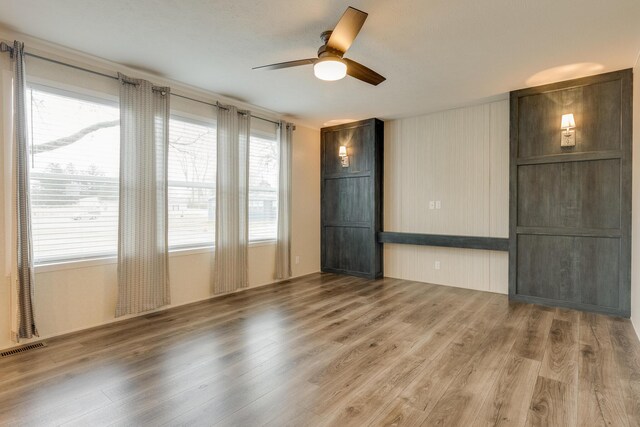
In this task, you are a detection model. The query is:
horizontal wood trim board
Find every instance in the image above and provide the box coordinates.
[516,150,622,165]
[323,172,372,180]
[378,232,509,251]
[516,226,622,238]
[509,69,629,98]
[323,223,371,229]
[320,118,375,133]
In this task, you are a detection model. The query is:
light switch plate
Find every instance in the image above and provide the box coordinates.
[434,261,441,270]
[429,201,435,210]
[435,201,441,209]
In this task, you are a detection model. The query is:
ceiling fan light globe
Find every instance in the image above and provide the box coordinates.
[314,58,347,81]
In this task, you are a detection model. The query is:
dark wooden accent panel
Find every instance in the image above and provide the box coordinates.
[323,177,371,224]
[517,79,622,157]
[516,235,620,308]
[509,69,632,317]
[323,227,371,275]
[321,119,383,279]
[378,232,508,251]
[517,160,621,229]
[322,123,372,175]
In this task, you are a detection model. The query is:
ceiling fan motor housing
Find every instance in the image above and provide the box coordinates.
[317,43,344,59]
[320,30,333,44]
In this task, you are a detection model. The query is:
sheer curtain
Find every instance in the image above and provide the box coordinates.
[116,73,170,317]
[0,40,37,339]
[214,104,250,294]
[275,121,293,280]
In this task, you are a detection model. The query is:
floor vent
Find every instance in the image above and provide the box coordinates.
[1,342,47,358]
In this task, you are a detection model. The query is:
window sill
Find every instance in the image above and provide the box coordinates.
[249,239,277,248]
[33,240,277,273]
[35,256,118,273]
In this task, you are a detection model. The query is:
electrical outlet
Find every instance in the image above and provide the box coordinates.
[435,201,441,209]
[434,261,440,270]
[295,255,300,265]
[429,201,435,210]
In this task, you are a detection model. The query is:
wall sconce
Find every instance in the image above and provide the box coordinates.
[561,113,576,147]
[339,145,349,167]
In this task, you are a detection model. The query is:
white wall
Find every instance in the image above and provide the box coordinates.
[291,125,321,277]
[631,57,640,338]
[383,100,509,293]
[0,31,320,350]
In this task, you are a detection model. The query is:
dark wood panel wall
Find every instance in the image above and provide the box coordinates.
[321,119,383,279]
[509,69,632,317]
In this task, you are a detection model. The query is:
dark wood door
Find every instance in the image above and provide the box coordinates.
[509,69,632,317]
[321,119,383,279]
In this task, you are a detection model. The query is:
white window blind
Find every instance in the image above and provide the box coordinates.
[27,84,278,261]
[27,85,120,263]
[248,128,279,241]
[168,116,216,248]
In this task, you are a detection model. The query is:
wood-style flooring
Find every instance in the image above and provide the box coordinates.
[0,273,639,426]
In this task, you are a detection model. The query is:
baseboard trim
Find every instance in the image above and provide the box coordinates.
[320,267,382,280]
[510,293,630,318]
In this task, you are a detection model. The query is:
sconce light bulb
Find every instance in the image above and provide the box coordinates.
[561,113,576,130]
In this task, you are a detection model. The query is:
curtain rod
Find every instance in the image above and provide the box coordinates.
[22,52,282,127]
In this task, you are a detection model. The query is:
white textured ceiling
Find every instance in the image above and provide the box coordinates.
[1,0,640,128]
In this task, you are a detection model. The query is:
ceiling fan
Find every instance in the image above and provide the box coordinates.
[253,6,386,86]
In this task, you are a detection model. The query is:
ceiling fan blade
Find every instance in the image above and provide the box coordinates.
[253,58,317,70]
[344,58,386,86]
[327,7,368,54]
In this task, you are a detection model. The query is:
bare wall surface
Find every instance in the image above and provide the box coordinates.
[383,100,509,293]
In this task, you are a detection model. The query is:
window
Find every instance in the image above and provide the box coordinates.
[248,128,279,241]
[168,116,216,248]
[27,84,278,262]
[27,85,120,263]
